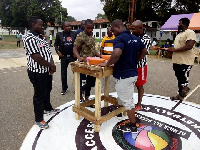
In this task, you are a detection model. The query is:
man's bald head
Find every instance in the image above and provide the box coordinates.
[111,19,124,28]
[132,20,143,28]
[111,19,126,37]
[131,20,143,37]
[62,21,71,32]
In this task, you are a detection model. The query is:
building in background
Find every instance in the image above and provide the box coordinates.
[46,19,110,40]
[45,19,173,41]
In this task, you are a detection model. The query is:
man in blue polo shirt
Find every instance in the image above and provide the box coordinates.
[100,19,147,133]
[76,20,85,34]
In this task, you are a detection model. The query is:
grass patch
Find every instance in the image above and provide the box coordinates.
[149,50,157,55]
[95,39,102,43]
[0,35,20,49]
[0,42,20,49]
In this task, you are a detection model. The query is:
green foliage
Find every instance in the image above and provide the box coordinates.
[100,0,200,25]
[100,0,129,22]
[67,16,76,22]
[0,0,14,26]
[0,0,69,28]
[95,13,106,20]
[95,38,102,43]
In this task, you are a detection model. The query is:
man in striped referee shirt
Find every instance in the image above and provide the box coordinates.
[24,16,59,129]
[132,20,151,111]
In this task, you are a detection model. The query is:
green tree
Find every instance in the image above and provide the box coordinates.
[95,13,106,20]
[0,0,69,28]
[67,16,76,22]
[100,0,129,22]
[0,0,14,27]
[100,0,200,25]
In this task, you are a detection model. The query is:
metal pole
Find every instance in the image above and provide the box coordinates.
[128,0,131,22]
[134,0,137,21]
[130,0,134,24]
[100,26,101,41]
[2,31,5,46]
[60,12,62,23]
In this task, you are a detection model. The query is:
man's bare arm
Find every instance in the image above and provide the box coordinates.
[138,48,147,61]
[168,40,196,52]
[106,48,122,66]
[73,45,83,61]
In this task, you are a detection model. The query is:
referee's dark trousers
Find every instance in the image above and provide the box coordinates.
[28,70,53,122]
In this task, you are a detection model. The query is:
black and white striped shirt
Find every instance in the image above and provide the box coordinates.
[137,33,151,68]
[24,32,53,73]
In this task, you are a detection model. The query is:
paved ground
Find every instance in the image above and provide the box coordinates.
[0,48,200,150]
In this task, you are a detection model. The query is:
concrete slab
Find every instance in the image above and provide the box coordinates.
[0,55,60,69]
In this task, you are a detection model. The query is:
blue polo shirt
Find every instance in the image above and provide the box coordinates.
[113,30,145,79]
[76,28,84,34]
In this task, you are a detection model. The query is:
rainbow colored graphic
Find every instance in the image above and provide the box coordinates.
[124,124,169,150]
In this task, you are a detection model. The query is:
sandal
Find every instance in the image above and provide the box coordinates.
[171,87,190,101]
[180,87,190,97]
[135,104,142,111]
[170,95,184,101]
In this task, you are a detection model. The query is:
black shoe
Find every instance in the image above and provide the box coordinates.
[117,113,122,120]
[61,90,67,95]
[44,108,61,115]
[117,123,137,133]
[129,125,137,133]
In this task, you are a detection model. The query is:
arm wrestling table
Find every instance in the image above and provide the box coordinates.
[70,61,126,132]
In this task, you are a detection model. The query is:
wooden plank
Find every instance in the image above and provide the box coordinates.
[70,62,114,78]
[94,125,100,132]
[103,96,119,105]
[80,106,95,116]
[95,78,102,119]
[74,72,80,120]
[104,76,110,96]
[71,62,102,71]
[72,67,103,77]
[80,96,105,107]
[123,111,127,116]
[80,99,95,107]
[96,107,126,125]
[104,76,110,107]
[73,107,96,123]
[102,67,114,77]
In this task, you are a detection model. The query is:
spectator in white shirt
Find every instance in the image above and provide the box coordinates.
[49,34,53,47]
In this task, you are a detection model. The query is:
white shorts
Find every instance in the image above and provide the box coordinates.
[115,76,137,110]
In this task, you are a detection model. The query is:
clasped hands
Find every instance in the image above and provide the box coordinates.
[165,47,175,52]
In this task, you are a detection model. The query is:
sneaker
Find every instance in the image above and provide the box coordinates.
[35,120,49,129]
[61,90,67,95]
[170,95,184,101]
[116,113,122,120]
[117,123,137,133]
[135,105,142,111]
[44,108,61,115]
[129,126,138,133]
